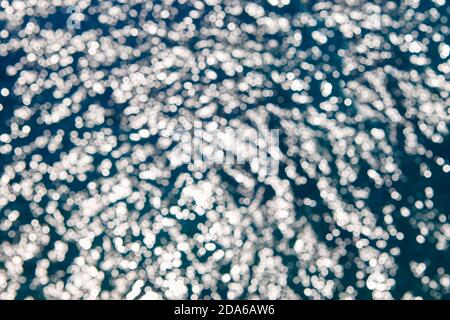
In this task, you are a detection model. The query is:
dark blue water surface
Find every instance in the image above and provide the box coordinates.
[0,0,450,300]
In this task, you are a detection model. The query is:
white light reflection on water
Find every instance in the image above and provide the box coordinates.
[0,0,449,300]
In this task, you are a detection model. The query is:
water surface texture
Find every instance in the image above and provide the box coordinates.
[0,0,450,299]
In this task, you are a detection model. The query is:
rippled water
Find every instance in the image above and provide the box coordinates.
[0,0,450,300]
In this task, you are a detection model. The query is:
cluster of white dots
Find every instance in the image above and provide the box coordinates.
[0,0,449,300]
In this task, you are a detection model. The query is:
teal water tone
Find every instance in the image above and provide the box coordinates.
[0,0,450,300]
